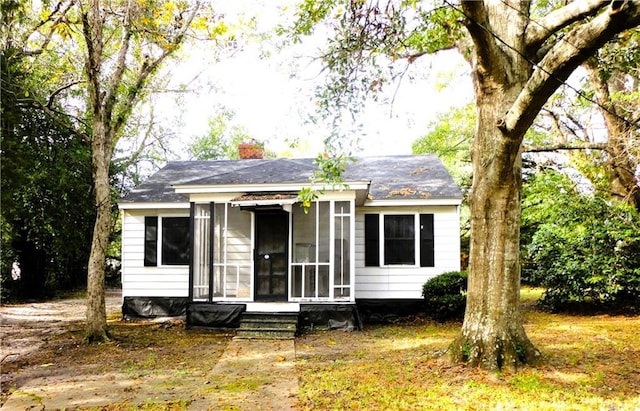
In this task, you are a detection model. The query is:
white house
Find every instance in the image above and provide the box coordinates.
[118,149,462,330]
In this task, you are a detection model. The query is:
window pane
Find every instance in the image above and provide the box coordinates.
[384,215,415,265]
[292,203,316,263]
[162,217,190,265]
[144,217,158,266]
[334,215,350,286]
[334,201,350,214]
[318,202,330,262]
[193,205,210,300]
[318,265,329,297]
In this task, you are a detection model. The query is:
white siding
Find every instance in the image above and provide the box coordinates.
[122,203,461,301]
[121,209,190,297]
[354,205,461,299]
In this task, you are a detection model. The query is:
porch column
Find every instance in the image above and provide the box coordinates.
[208,202,215,302]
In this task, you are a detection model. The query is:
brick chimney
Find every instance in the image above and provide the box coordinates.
[238,141,264,159]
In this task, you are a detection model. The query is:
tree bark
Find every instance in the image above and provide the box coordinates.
[447,1,542,371]
[85,127,111,341]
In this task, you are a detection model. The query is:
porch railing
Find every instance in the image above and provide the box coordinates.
[193,262,252,301]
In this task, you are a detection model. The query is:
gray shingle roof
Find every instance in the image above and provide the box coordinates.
[120,155,462,204]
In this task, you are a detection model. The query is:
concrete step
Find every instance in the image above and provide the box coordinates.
[235,312,299,340]
[234,329,295,340]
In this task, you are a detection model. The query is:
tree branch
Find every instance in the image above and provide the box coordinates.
[110,3,201,142]
[103,0,134,135]
[524,142,607,153]
[459,1,499,75]
[500,2,640,138]
[22,0,74,56]
[46,81,85,108]
[525,0,606,52]
[81,1,104,121]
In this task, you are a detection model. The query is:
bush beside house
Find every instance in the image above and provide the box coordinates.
[422,271,468,322]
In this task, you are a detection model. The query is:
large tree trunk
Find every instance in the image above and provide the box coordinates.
[449,90,542,371]
[449,2,542,371]
[85,124,111,342]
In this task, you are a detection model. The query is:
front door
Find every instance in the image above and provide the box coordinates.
[254,211,288,301]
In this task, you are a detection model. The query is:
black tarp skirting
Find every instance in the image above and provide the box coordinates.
[186,303,245,328]
[356,299,426,324]
[299,304,362,331]
[122,297,426,329]
[122,297,188,319]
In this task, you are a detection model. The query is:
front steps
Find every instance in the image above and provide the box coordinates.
[235,312,299,340]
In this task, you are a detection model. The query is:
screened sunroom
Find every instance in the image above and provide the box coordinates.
[189,197,355,304]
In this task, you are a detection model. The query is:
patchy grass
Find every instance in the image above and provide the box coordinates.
[296,289,640,410]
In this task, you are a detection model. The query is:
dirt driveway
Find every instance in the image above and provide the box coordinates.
[1,290,122,367]
[0,291,299,410]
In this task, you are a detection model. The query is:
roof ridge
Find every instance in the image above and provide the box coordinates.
[179,157,317,186]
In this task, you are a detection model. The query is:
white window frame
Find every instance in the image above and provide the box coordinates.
[379,212,422,267]
[156,214,190,268]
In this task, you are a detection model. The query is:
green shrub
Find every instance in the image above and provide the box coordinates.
[422,271,468,322]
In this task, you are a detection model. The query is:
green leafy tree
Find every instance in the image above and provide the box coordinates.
[1,48,94,301]
[289,0,640,370]
[188,111,251,160]
[4,0,215,341]
[522,170,640,311]
[583,29,640,210]
[412,104,474,186]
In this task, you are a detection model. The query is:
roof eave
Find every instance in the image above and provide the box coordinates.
[363,198,463,207]
[172,181,371,194]
[118,201,190,210]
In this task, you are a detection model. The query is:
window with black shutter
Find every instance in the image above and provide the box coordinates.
[144,216,190,266]
[363,213,435,267]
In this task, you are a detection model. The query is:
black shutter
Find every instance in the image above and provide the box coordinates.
[144,216,158,266]
[420,214,434,267]
[364,214,380,267]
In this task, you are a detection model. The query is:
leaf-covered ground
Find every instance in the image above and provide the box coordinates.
[2,289,638,410]
[296,290,640,410]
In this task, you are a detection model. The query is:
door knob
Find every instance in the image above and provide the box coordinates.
[264,254,270,260]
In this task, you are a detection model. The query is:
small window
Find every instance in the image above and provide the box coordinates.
[384,215,415,265]
[144,216,190,266]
